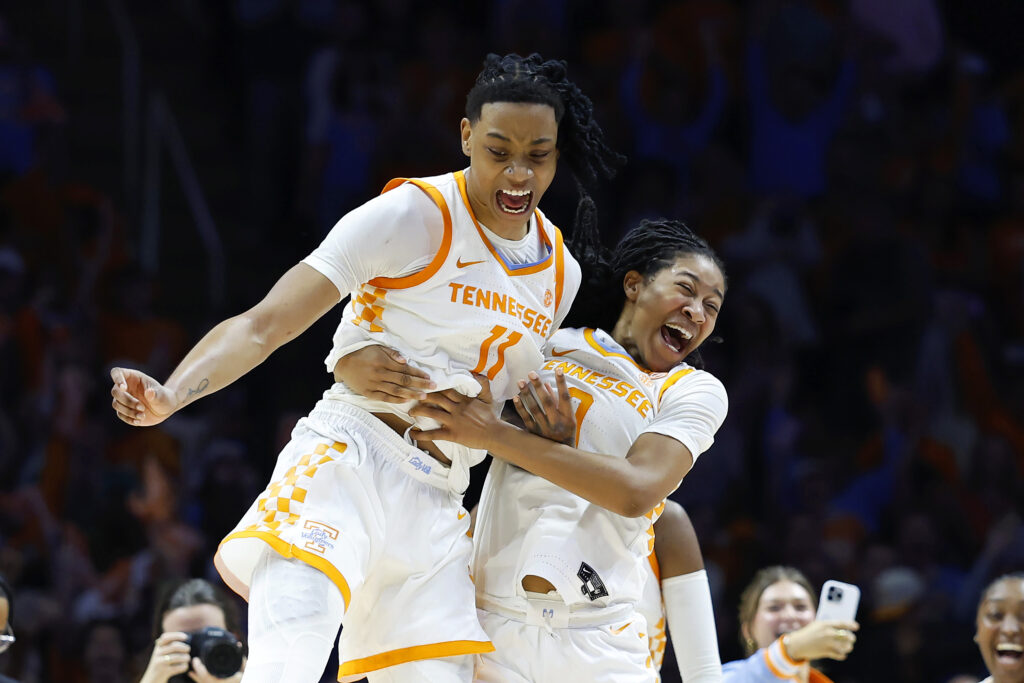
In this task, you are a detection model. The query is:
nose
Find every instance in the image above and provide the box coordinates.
[683,299,705,324]
[504,160,534,181]
[1003,614,1022,633]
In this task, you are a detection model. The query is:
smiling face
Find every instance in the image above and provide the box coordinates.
[613,252,725,372]
[460,101,559,240]
[976,578,1024,683]
[745,580,816,650]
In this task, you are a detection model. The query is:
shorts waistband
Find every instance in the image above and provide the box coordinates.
[308,399,452,492]
[478,593,634,629]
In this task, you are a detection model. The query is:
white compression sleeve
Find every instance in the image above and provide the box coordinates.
[243,552,346,683]
[662,569,723,682]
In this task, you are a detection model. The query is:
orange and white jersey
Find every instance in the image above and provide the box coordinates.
[638,552,668,677]
[473,326,727,611]
[305,170,579,493]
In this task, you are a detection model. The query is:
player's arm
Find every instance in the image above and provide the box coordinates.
[111,264,341,425]
[655,501,723,682]
[112,183,442,424]
[410,373,714,517]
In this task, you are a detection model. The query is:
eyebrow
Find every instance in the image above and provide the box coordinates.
[485,132,555,145]
[679,270,725,301]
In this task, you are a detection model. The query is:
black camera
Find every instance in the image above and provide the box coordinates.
[169,626,244,682]
[826,585,844,602]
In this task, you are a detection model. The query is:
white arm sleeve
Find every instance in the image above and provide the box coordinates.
[663,569,723,682]
[301,183,444,299]
[642,371,728,464]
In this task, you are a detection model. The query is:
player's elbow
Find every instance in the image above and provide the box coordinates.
[617,483,664,518]
[239,310,281,357]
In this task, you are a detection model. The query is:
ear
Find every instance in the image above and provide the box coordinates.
[622,270,644,303]
[460,118,472,158]
[740,622,752,646]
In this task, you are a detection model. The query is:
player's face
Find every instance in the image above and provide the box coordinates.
[620,253,724,372]
[975,579,1024,682]
[162,604,228,634]
[460,102,559,240]
[749,580,815,649]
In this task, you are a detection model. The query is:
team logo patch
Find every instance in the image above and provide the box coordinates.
[578,562,608,600]
[301,521,339,554]
[543,289,553,307]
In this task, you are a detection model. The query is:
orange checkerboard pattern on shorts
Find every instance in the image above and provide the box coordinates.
[245,441,348,536]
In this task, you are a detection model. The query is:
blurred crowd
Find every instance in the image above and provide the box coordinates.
[0,1,1022,681]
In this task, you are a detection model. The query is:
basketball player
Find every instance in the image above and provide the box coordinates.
[109,53,621,683]
[336,218,727,682]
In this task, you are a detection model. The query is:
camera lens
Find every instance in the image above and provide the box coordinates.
[201,640,243,677]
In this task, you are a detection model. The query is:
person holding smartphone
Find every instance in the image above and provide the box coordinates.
[722,566,859,683]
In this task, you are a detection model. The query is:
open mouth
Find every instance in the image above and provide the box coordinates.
[496,189,532,215]
[660,323,692,355]
[997,643,1024,666]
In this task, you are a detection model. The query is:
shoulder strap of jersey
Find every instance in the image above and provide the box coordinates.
[368,177,453,289]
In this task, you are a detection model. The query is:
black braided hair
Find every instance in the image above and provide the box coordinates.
[564,217,726,368]
[466,53,624,256]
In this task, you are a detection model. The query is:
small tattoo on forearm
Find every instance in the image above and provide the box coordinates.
[186,378,210,400]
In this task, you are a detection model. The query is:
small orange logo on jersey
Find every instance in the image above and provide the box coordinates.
[458,511,468,520]
[456,257,485,268]
[550,348,574,357]
[543,289,553,307]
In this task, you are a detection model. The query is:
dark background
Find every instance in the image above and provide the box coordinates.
[0,0,1022,681]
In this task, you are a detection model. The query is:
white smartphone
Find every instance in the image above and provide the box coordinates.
[816,580,860,622]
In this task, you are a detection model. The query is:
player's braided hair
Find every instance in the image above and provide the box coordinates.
[564,218,726,368]
[466,53,624,257]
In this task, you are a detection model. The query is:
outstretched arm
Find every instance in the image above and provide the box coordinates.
[410,373,694,517]
[111,263,340,426]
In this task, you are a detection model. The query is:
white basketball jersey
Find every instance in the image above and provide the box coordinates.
[325,171,575,492]
[473,327,726,611]
[638,552,667,676]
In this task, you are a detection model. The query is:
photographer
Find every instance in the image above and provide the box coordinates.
[140,579,245,683]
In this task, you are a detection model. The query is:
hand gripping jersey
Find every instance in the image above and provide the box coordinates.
[321,170,577,494]
[473,327,727,612]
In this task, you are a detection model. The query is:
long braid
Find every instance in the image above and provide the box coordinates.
[466,53,625,259]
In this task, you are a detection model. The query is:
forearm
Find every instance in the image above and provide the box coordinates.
[484,422,663,517]
[664,570,722,682]
[163,313,278,411]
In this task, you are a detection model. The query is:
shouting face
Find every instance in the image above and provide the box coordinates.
[615,252,725,373]
[976,577,1024,683]
[460,101,559,240]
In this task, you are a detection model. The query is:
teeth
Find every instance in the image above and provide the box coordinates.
[502,189,530,196]
[665,323,692,340]
[998,644,1024,653]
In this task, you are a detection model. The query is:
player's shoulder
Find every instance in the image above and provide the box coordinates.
[548,326,587,348]
[655,364,727,406]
